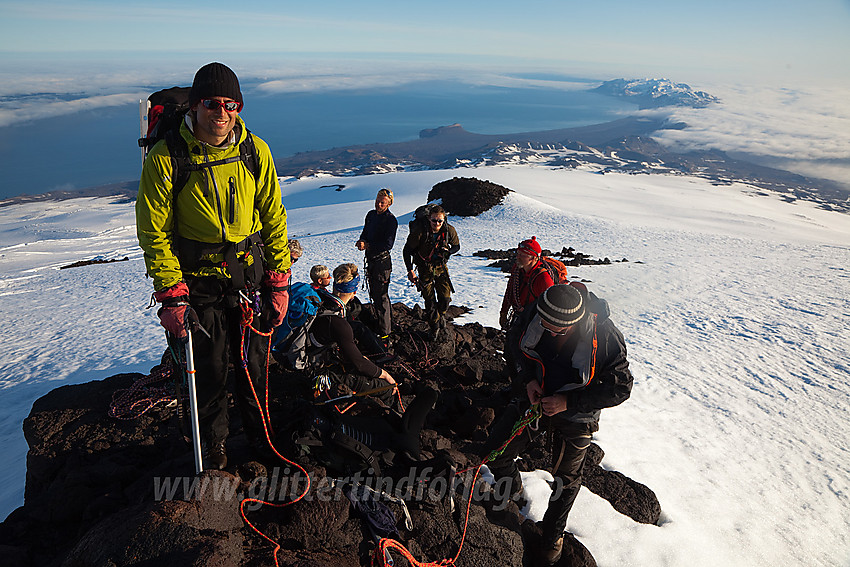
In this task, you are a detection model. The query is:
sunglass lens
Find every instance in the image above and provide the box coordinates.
[201,99,241,112]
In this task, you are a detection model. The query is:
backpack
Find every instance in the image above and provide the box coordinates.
[272,285,339,371]
[408,203,435,237]
[538,256,570,285]
[288,386,438,476]
[138,87,260,203]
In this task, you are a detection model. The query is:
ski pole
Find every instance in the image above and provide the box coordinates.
[185,329,204,475]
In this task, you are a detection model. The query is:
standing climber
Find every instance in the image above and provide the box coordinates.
[136,62,291,470]
[356,188,398,347]
[485,284,633,564]
[402,205,460,332]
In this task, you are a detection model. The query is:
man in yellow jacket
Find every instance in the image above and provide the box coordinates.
[136,62,291,470]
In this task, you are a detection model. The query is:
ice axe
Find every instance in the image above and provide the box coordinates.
[314,383,398,406]
[170,309,210,475]
[184,329,204,475]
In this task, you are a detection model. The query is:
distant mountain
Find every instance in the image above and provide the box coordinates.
[593,78,719,109]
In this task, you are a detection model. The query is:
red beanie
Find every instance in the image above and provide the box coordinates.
[518,236,542,257]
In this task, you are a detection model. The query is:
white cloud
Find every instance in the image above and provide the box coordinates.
[651,83,850,184]
[0,92,147,127]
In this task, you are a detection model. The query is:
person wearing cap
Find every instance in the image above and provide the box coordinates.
[136,62,291,470]
[485,283,633,565]
[499,236,555,330]
[356,188,398,347]
[308,263,398,406]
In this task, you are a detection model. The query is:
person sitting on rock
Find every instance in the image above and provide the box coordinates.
[310,264,331,290]
[308,263,397,406]
[288,239,303,263]
[484,284,633,565]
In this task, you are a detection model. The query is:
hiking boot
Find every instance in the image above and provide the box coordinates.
[203,440,228,470]
[540,536,564,565]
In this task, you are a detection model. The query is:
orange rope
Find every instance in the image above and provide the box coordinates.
[237,295,538,567]
[372,405,541,567]
[238,297,311,567]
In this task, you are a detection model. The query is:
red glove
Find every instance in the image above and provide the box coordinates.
[263,270,291,327]
[154,282,191,339]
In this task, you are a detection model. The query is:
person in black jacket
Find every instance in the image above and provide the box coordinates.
[309,263,397,406]
[356,189,398,346]
[485,283,633,565]
[402,205,460,332]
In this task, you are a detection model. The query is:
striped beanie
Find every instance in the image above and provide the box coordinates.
[537,284,585,327]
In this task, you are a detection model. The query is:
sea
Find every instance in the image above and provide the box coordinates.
[0,78,636,201]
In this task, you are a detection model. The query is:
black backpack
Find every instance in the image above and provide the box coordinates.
[408,203,435,237]
[272,286,340,372]
[138,87,260,203]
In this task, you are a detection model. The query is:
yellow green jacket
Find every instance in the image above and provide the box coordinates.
[136,116,290,291]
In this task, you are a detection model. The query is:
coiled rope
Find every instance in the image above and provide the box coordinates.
[108,361,176,420]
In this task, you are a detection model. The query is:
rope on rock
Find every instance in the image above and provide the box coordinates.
[237,291,312,567]
[108,363,177,420]
[372,404,542,567]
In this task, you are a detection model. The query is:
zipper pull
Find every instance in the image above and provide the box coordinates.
[228,177,236,224]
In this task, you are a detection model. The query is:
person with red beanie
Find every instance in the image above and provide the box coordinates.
[499,236,554,330]
[499,237,555,389]
[137,62,292,469]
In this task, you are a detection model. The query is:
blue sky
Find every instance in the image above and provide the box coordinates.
[0,0,848,191]
[2,0,849,86]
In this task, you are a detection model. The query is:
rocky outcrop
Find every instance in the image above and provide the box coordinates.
[1,305,660,567]
[428,177,511,217]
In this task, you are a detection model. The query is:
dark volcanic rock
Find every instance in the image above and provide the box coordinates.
[62,472,246,567]
[3,301,661,566]
[428,177,511,217]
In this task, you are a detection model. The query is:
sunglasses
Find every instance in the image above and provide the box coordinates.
[539,318,575,335]
[200,99,243,113]
[430,218,445,225]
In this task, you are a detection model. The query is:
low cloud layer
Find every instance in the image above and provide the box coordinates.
[0,92,146,128]
[1,63,847,186]
[651,84,850,185]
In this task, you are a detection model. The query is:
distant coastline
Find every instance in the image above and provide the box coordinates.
[2,115,846,214]
[0,115,666,206]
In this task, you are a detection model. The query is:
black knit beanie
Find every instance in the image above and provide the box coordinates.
[537,284,585,327]
[188,62,243,106]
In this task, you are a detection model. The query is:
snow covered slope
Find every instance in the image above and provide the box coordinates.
[1,165,848,566]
